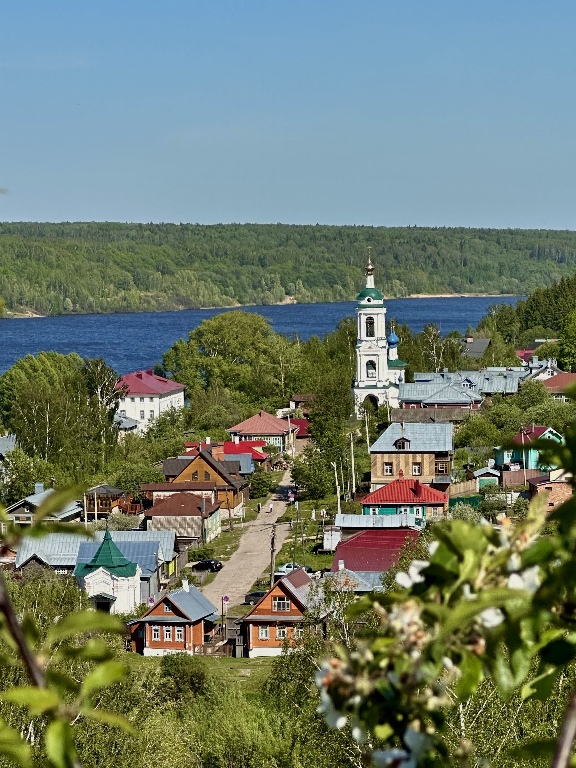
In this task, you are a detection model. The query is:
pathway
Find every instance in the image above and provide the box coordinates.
[200,468,293,608]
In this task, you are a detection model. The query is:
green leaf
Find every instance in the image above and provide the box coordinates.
[46,611,123,645]
[2,686,60,715]
[506,739,556,760]
[373,723,394,741]
[80,660,126,698]
[45,719,77,768]
[521,667,559,701]
[455,651,483,699]
[82,707,135,734]
[0,720,32,767]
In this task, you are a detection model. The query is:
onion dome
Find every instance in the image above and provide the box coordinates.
[387,329,400,346]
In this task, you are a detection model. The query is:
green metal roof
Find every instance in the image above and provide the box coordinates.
[74,529,137,578]
[356,287,384,303]
[388,359,406,368]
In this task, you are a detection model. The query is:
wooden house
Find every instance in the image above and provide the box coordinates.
[127,579,218,656]
[361,478,447,528]
[144,492,221,544]
[240,569,319,657]
[227,410,298,454]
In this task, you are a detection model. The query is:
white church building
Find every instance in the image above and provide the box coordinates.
[353,257,406,416]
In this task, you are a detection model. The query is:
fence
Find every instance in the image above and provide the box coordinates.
[449,480,477,497]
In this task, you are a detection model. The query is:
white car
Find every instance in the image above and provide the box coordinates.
[276,562,303,574]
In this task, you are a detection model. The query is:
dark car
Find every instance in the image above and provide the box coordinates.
[192,559,223,572]
[244,590,267,605]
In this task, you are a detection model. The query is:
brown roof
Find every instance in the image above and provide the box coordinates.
[141,482,216,492]
[228,410,295,437]
[543,373,576,394]
[144,492,220,518]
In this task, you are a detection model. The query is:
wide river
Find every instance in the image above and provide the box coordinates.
[0,295,520,374]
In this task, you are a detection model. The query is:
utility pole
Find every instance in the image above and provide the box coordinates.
[331,462,342,518]
[269,524,276,589]
[364,411,370,453]
[350,432,356,498]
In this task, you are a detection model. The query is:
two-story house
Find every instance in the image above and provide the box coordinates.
[360,478,448,528]
[369,423,454,492]
[116,369,185,434]
[495,425,563,472]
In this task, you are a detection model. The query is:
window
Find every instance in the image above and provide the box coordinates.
[140,410,145,420]
[164,627,172,641]
[192,471,199,481]
[163,603,171,612]
[130,397,135,402]
[395,439,409,450]
[366,360,377,379]
[149,410,154,420]
[140,397,145,403]
[384,462,393,476]
[400,506,409,514]
[414,507,422,517]
[294,626,303,639]
[204,471,210,481]
[120,410,126,416]
[365,316,375,338]
[412,463,422,476]
[272,596,291,612]
[149,397,154,403]
[370,507,378,515]
[435,462,449,475]
[176,627,184,642]
[276,626,288,640]
[152,626,159,641]
[258,625,269,640]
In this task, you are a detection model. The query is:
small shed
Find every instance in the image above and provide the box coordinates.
[473,467,501,490]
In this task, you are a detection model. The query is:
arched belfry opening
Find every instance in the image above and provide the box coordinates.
[366,360,376,379]
[365,316,375,338]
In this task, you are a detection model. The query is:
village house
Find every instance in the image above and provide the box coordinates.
[494,425,563,472]
[128,579,218,656]
[527,469,574,512]
[144,492,221,545]
[227,410,298,454]
[360,478,448,528]
[369,423,454,492]
[6,485,84,528]
[542,373,576,402]
[240,569,320,657]
[116,369,185,433]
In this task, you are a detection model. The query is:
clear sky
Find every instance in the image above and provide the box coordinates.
[1,0,575,228]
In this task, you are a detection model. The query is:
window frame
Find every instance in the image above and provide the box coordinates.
[384,462,394,476]
[152,626,160,641]
[276,625,288,640]
[164,626,172,642]
[175,626,184,642]
[258,625,270,640]
[272,596,291,612]
[412,462,422,476]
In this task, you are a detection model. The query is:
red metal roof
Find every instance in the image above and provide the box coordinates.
[362,479,447,505]
[542,373,576,394]
[228,410,295,437]
[287,418,310,437]
[118,370,185,396]
[330,529,419,573]
[511,425,551,445]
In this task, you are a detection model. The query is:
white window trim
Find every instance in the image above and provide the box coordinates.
[272,597,291,612]
[152,626,159,641]
[176,627,184,642]
[276,626,288,640]
[164,626,172,641]
[258,625,269,640]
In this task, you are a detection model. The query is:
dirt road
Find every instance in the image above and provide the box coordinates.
[201,468,293,608]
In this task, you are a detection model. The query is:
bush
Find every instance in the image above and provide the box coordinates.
[159,653,212,703]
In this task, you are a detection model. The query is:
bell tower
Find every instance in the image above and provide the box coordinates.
[353,252,405,417]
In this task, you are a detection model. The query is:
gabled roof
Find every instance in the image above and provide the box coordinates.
[287,418,310,437]
[362,479,447,505]
[325,569,379,593]
[87,484,125,497]
[228,410,295,437]
[94,530,175,564]
[16,533,91,569]
[6,488,83,521]
[370,423,453,453]
[150,584,217,623]
[511,425,561,445]
[330,529,418,573]
[117,370,185,396]
[422,383,483,406]
[163,457,193,477]
[77,540,159,578]
[460,338,491,358]
[74,529,137,578]
[542,373,576,394]
[473,467,500,478]
[221,441,268,460]
[142,481,215,492]
[144,492,220,518]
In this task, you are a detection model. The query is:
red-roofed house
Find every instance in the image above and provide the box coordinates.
[360,479,448,528]
[495,425,563,471]
[117,370,185,433]
[543,373,576,402]
[330,529,419,580]
[227,410,298,453]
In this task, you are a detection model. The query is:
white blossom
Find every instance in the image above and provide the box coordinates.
[428,540,439,556]
[396,572,413,589]
[317,689,347,729]
[372,748,415,768]
[507,553,521,572]
[479,607,505,628]
[508,565,540,593]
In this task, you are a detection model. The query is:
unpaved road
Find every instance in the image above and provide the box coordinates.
[201,468,293,608]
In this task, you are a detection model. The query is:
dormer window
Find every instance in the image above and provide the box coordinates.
[365,316,375,338]
[395,438,410,450]
[366,360,377,379]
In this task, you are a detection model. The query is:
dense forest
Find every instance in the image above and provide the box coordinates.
[2,222,576,314]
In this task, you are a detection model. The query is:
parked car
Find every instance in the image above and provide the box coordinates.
[276,562,303,574]
[244,590,267,605]
[192,559,223,572]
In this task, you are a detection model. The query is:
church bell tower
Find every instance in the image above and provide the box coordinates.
[353,252,405,417]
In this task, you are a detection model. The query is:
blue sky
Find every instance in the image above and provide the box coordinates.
[1,0,575,227]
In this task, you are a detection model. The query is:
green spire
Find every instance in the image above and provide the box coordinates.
[74,530,137,578]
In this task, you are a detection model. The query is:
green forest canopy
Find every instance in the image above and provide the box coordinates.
[2,222,576,314]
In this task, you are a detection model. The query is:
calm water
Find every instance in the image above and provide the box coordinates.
[0,295,520,375]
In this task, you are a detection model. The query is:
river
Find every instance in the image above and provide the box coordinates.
[0,295,520,374]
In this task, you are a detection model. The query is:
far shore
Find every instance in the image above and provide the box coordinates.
[1,292,520,320]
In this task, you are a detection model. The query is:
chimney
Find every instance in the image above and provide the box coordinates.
[414,479,421,498]
[338,560,345,571]
[146,369,153,375]
[34,482,44,495]
[234,435,240,444]
[202,497,206,517]
[181,578,189,592]
[205,436,211,445]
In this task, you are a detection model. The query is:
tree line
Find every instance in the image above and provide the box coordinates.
[3,222,576,314]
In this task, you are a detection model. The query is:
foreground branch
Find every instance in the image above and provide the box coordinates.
[551,690,576,768]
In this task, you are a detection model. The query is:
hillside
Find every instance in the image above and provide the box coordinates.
[1,222,576,314]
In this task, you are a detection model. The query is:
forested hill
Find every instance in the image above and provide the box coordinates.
[1,221,576,315]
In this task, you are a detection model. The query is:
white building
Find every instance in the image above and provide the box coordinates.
[353,257,406,416]
[117,369,185,433]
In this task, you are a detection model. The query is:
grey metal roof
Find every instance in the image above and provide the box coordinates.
[93,530,175,564]
[16,533,91,569]
[6,488,83,521]
[390,408,469,424]
[0,434,16,457]
[114,414,138,430]
[223,454,253,474]
[77,540,159,578]
[473,467,500,478]
[400,383,482,405]
[163,457,192,477]
[370,422,453,453]
[168,585,218,622]
[460,338,491,358]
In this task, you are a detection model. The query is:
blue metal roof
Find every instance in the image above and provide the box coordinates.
[16,533,91,569]
[224,453,254,474]
[370,422,453,453]
[168,585,218,622]
[93,530,175,564]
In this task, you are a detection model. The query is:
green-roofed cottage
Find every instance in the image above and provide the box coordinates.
[353,254,406,417]
[74,529,142,614]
